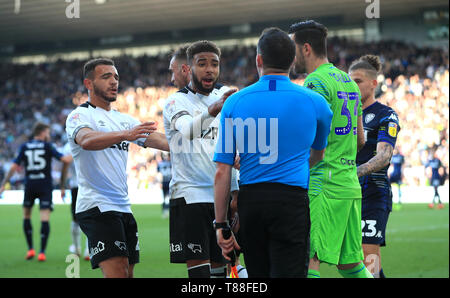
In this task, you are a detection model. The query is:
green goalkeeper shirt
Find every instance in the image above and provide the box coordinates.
[304,63,362,199]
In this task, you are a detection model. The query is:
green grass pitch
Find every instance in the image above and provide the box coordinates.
[0,204,448,278]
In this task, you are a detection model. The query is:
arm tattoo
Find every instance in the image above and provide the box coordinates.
[357,142,394,178]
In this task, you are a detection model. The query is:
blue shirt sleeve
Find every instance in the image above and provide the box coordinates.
[48,143,63,160]
[311,93,333,150]
[377,110,400,148]
[213,98,236,166]
[13,144,25,165]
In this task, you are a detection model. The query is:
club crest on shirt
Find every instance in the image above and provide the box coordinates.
[68,113,81,128]
[165,100,176,115]
[388,122,398,137]
[365,113,375,124]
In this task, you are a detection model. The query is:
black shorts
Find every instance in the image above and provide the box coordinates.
[75,207,140,269]
[169,198,225,264]
[70,187,78,221]
[162,182,170,198]
[238,183,310,278]
[389,174,402,185]
[361,207,390,246]
[23,185,53,210]
[431,179,440,187]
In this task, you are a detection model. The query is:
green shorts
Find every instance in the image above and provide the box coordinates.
[309,191,364,265]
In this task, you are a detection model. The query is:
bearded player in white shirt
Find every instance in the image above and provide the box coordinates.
[65,58,169,278]
[164,41,239,278]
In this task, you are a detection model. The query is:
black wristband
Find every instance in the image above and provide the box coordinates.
[213,220,230,230]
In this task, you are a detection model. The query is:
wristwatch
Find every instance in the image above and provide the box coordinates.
[213,219,230,230]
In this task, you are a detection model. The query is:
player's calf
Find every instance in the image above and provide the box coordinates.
[99,256,130,278]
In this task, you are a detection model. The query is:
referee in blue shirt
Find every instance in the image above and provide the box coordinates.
[213,27,333,278]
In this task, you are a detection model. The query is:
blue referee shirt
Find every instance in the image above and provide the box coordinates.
[213,75,333,189]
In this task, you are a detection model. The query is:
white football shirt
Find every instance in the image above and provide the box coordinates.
[163,84,239,204]
[62,142,78,189]
[65,101,147,214]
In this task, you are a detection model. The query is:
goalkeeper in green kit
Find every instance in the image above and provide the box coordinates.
[289,20,373,278]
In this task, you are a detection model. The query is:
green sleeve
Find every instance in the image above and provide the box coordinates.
[304,74,331,104]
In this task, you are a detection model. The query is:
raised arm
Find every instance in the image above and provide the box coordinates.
[75,122,157,150]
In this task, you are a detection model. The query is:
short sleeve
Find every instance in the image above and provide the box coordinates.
[377,110,400,148]
[311,92,333,150]
[163,94,191,131]
[12,144,25,165]
[304,74,331,103]
[213,97,236,166]
[49,143,63,160]
[65,109,93,144]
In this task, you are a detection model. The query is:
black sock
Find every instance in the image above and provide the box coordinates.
[40,221,50,253]
[188,263,211,278]
[23,219,33,250]
[379,268,386,278]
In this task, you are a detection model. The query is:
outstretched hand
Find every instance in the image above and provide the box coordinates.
[208,89,238,117]
[125,122,158,141]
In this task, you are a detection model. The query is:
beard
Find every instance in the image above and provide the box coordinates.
[293,52,307,75]
[191,70,218,94]
[93,84,117,102]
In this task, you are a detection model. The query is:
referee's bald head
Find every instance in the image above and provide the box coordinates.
[257,27,296,73]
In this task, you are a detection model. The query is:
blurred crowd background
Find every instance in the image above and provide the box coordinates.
[0,36,448,191]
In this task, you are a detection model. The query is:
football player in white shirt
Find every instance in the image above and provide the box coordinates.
[169,45,191,90]
[164,41,239,278]
[65,58,169,278]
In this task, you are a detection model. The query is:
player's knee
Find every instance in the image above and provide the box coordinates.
[337,261,362,271]
[100,257,129,278]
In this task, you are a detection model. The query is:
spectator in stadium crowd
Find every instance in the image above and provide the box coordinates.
[351,54,401,278]
[65,58,169,278]
[163,40,239,278]
[0,122,71,261]
[0,37,448,193]
[214,27,332,278]
[289,20,371,278]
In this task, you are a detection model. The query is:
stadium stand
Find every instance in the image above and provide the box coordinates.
[0,37,448,191]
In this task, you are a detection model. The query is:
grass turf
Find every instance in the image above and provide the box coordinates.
[0,203,447,278]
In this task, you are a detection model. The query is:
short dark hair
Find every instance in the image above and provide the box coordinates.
[83,58,115,79]
[257,27,295,71]
[33,122,50,137]
[288,20,328,58]
[172,44,190,63]
[186,41,221,64]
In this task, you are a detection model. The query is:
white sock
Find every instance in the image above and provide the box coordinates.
[71,221,81,253]
[237,265,248,278]
[84,237,89,257]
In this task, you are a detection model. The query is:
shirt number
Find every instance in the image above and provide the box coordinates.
[24,149,46,171]
[335,91,359,136]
